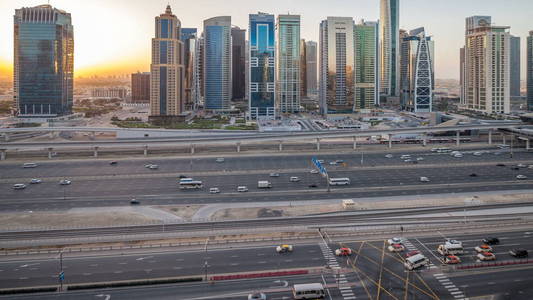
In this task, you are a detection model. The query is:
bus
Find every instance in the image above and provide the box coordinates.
[293,283,325,299]
[179,179,203,190]
[328,177,351,186]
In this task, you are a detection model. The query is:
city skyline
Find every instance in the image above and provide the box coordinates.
[1,0,532,80]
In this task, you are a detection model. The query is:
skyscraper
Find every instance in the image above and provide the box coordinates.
[510,36,521,98]
[231,27,246,100]
[400,27,434,112]
[354,20,380,111]
[131,72,150,103]
[464,17,510,114]
[181,28,198,110]
[527,30,533,111]
[459,47,466,106]
[305,41,318,95]
[150,5,185,122]
[249,13,276,119]
[277,15,301,114]
[14,4,73,117]
[204,16,232,110]
[319,17,355,114]
[300,39,307,99]
[380,0,400,97]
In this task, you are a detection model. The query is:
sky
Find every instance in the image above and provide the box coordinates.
[0,0,532,80]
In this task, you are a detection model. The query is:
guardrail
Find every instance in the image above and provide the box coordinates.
[211,269,308,281]
[456,259,533,270]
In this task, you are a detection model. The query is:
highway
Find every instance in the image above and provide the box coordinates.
[1,147,533,211]
[1,229,533,299]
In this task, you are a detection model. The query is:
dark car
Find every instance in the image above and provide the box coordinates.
[482,237,500,245]
[511,167,520,171]
[496,163,506,167]
[308,184,318,188]
[110,161,118,165]
[179,175,187,179]
[130,199,140,205]
[469,173,478,177]
[509,248,528,258]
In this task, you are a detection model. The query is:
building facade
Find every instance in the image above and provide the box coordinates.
[305,41,318,95]
[277,15,301,114]
[150,5,185,121]
[131,72,150,103]
[14,4,74,117]
[400,27,434,112]
[526,30,533,111]
[181,28,198,111]
[90,87,127,99]
[459,47,466,106]
[510,35,521,98]
[464,19,510,114]
[249,13,276,119]
[354,20,379,111]
[203,16,232,111]
[231,26,246,100]
[319,17,355,114]
[379,0,400,97]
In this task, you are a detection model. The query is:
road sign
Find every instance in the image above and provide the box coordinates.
[59,271,64,281]
[312,157,327,176]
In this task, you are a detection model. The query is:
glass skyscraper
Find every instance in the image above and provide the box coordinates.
[527,31,533,111]
[277,14,301,114]
[355,20,380,111]
[231,27,246,101]
[204,16,232,111]
[14,4,73,117]
[510,36,521,98]
[305,41,318,95]
[181,28,198,111]
[249,13,276,119]
[380,0,400,97]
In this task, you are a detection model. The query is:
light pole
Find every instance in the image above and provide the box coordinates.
[510,135,514,159]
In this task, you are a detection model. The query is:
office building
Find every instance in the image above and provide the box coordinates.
[276,14,301,114]
[90,87,127,99]
[249,13,276,119]
[150,5,185,122]
[319,17,355,114]
[232,26,246,100]
[510,35,521,98]
[460,47,466,106]
[13,4,74,117]
[131,72,150,103]
[380,0,400,97]
[354,20,380,111]
[400,27,434,112]
[300,39,307,99]
[204,16,232,110]
[464,18,510,114]
[181,28,198,110]
[305,41,318,95]
[526,30,533,111]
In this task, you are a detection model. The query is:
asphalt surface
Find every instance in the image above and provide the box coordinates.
[1,147,533,211]
[2,229,533,299]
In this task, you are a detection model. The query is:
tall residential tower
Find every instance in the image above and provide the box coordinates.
[527,31,533,111]
[277,14,301,114]
[354,20,380,111]
[231,27,246,100]
[305,41,318,95]
[379,0,400,97]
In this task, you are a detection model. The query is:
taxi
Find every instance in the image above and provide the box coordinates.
[475,245,493,253]
[444,255,461,264]
[276,244,293,253]
[388,243,405,252]
[335,248,353,256]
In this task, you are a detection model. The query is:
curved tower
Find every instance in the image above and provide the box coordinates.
[380,0,400,97]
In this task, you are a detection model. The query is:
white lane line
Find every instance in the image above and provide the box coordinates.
[448,288,459,292]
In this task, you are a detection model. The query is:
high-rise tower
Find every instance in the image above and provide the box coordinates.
[305,41,318,95]
[527,31,533,111]
[380,0,400,97]
[355,20,380,111]
[277,14,301,114]
[231,27,246,100]
[14,4,74,117]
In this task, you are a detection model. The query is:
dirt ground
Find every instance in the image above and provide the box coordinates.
[157,205,203,221]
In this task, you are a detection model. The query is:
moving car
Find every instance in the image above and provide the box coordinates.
[215,157,225,163]
[387,237,403,245]
[475,245,493,253]
[516,175,528,180]
[293,283,325,300]
[269,173,280,177]
[22,163,38,168]
[405,250,421,258]
[416,157,424,161]
[404,254,429,270]
[477,252,496,261]
[444,255,461,264]
[209,187,220,194]
[388,243,405,252]
[248,292,267,300]
[30,178,42,184]
[420,177,430,182]
[289,176,300,182]
[496,163,506,167]
[482,237,500,245]
[329,161,338,165]
[473,152,483,156]
[310,169,319,174]
[517,164,527,168]
[144,164,154,168]
[237,186,248,192]
[149,164,159,170]
[335,248,352,256]
[469,173,478,177]
[276,244,293,253]
[385,154,393,158]
[509,248,528,258]
[59,179,71,185]
[130,199,140,205]
[13,183,27,190]
[308,184,318,188]
[109,161,118,165]
[438,243,464,255]
[445,239,463,246]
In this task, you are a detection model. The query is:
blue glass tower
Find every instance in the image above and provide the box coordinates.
[203,16,232,111]
[249,13,275,119]
[14,4,73,117]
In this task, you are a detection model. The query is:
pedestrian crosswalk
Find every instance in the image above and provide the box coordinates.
[432,273,468,300]
[403,239,437,270]
[319,242,356,299]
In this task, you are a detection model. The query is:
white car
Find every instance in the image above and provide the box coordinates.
[387,237,403,245]
[388,244,405,252]
[517,164,527,168]
[269,173,280,177]
[30,178,42,184]
[329,161,338,165]
[454,154,463,158]
[400,155,411,159]
[310,169,319,174]
[149,164,159,170]
[445,239,463,246]
[215,158,225,163]
[290,176,300,182]
[144,164,153,168]
[516,175,528,180]
[473,152,483,156]
[237,186,248,192]
[477,252,496,261]
[209,187,220,194]
[416,157,424,161]
[420,177,430,182]
[385,154,393,158]
[59,179,71,185]
[13,183,27,190]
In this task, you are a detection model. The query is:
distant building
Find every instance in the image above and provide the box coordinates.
[459,47,466,106]
[300,39,307,99]
[204,16,232,111]
[231,26,246,100]
[249,13,276,119]
[354,20,380,111]
[399,27,434,112]
[181,28,198,110]
[527,30,533,111]
[464,17,510,114]
[91,87,127,99]
[277,14,301,114]
[305,41,318,95]
[131,72,150,103]
[13,4,74,117]
[510,35,521,98]
[319,17,355,114]
[380,0,400,97]
[150,5,185,123]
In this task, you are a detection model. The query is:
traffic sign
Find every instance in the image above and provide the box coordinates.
[311,157,327,176]
[59,271,64,281]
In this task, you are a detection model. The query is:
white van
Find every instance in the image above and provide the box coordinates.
[437,243,464,255]
[257,181,272,188]
[209,187,220,194]
[22,163,38,168]
[404,254,429,270]
[293,283,325,299]
[237,186,248,192]
[289,176,300,182]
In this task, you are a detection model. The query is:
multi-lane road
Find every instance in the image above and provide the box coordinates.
[1,229,532,299]
[1,147,533,211]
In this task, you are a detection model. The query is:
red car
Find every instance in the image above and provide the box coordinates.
[405,250,421,258]
[335,248,353,256]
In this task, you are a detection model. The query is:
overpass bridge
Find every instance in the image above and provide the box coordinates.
[0,123,526,160]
